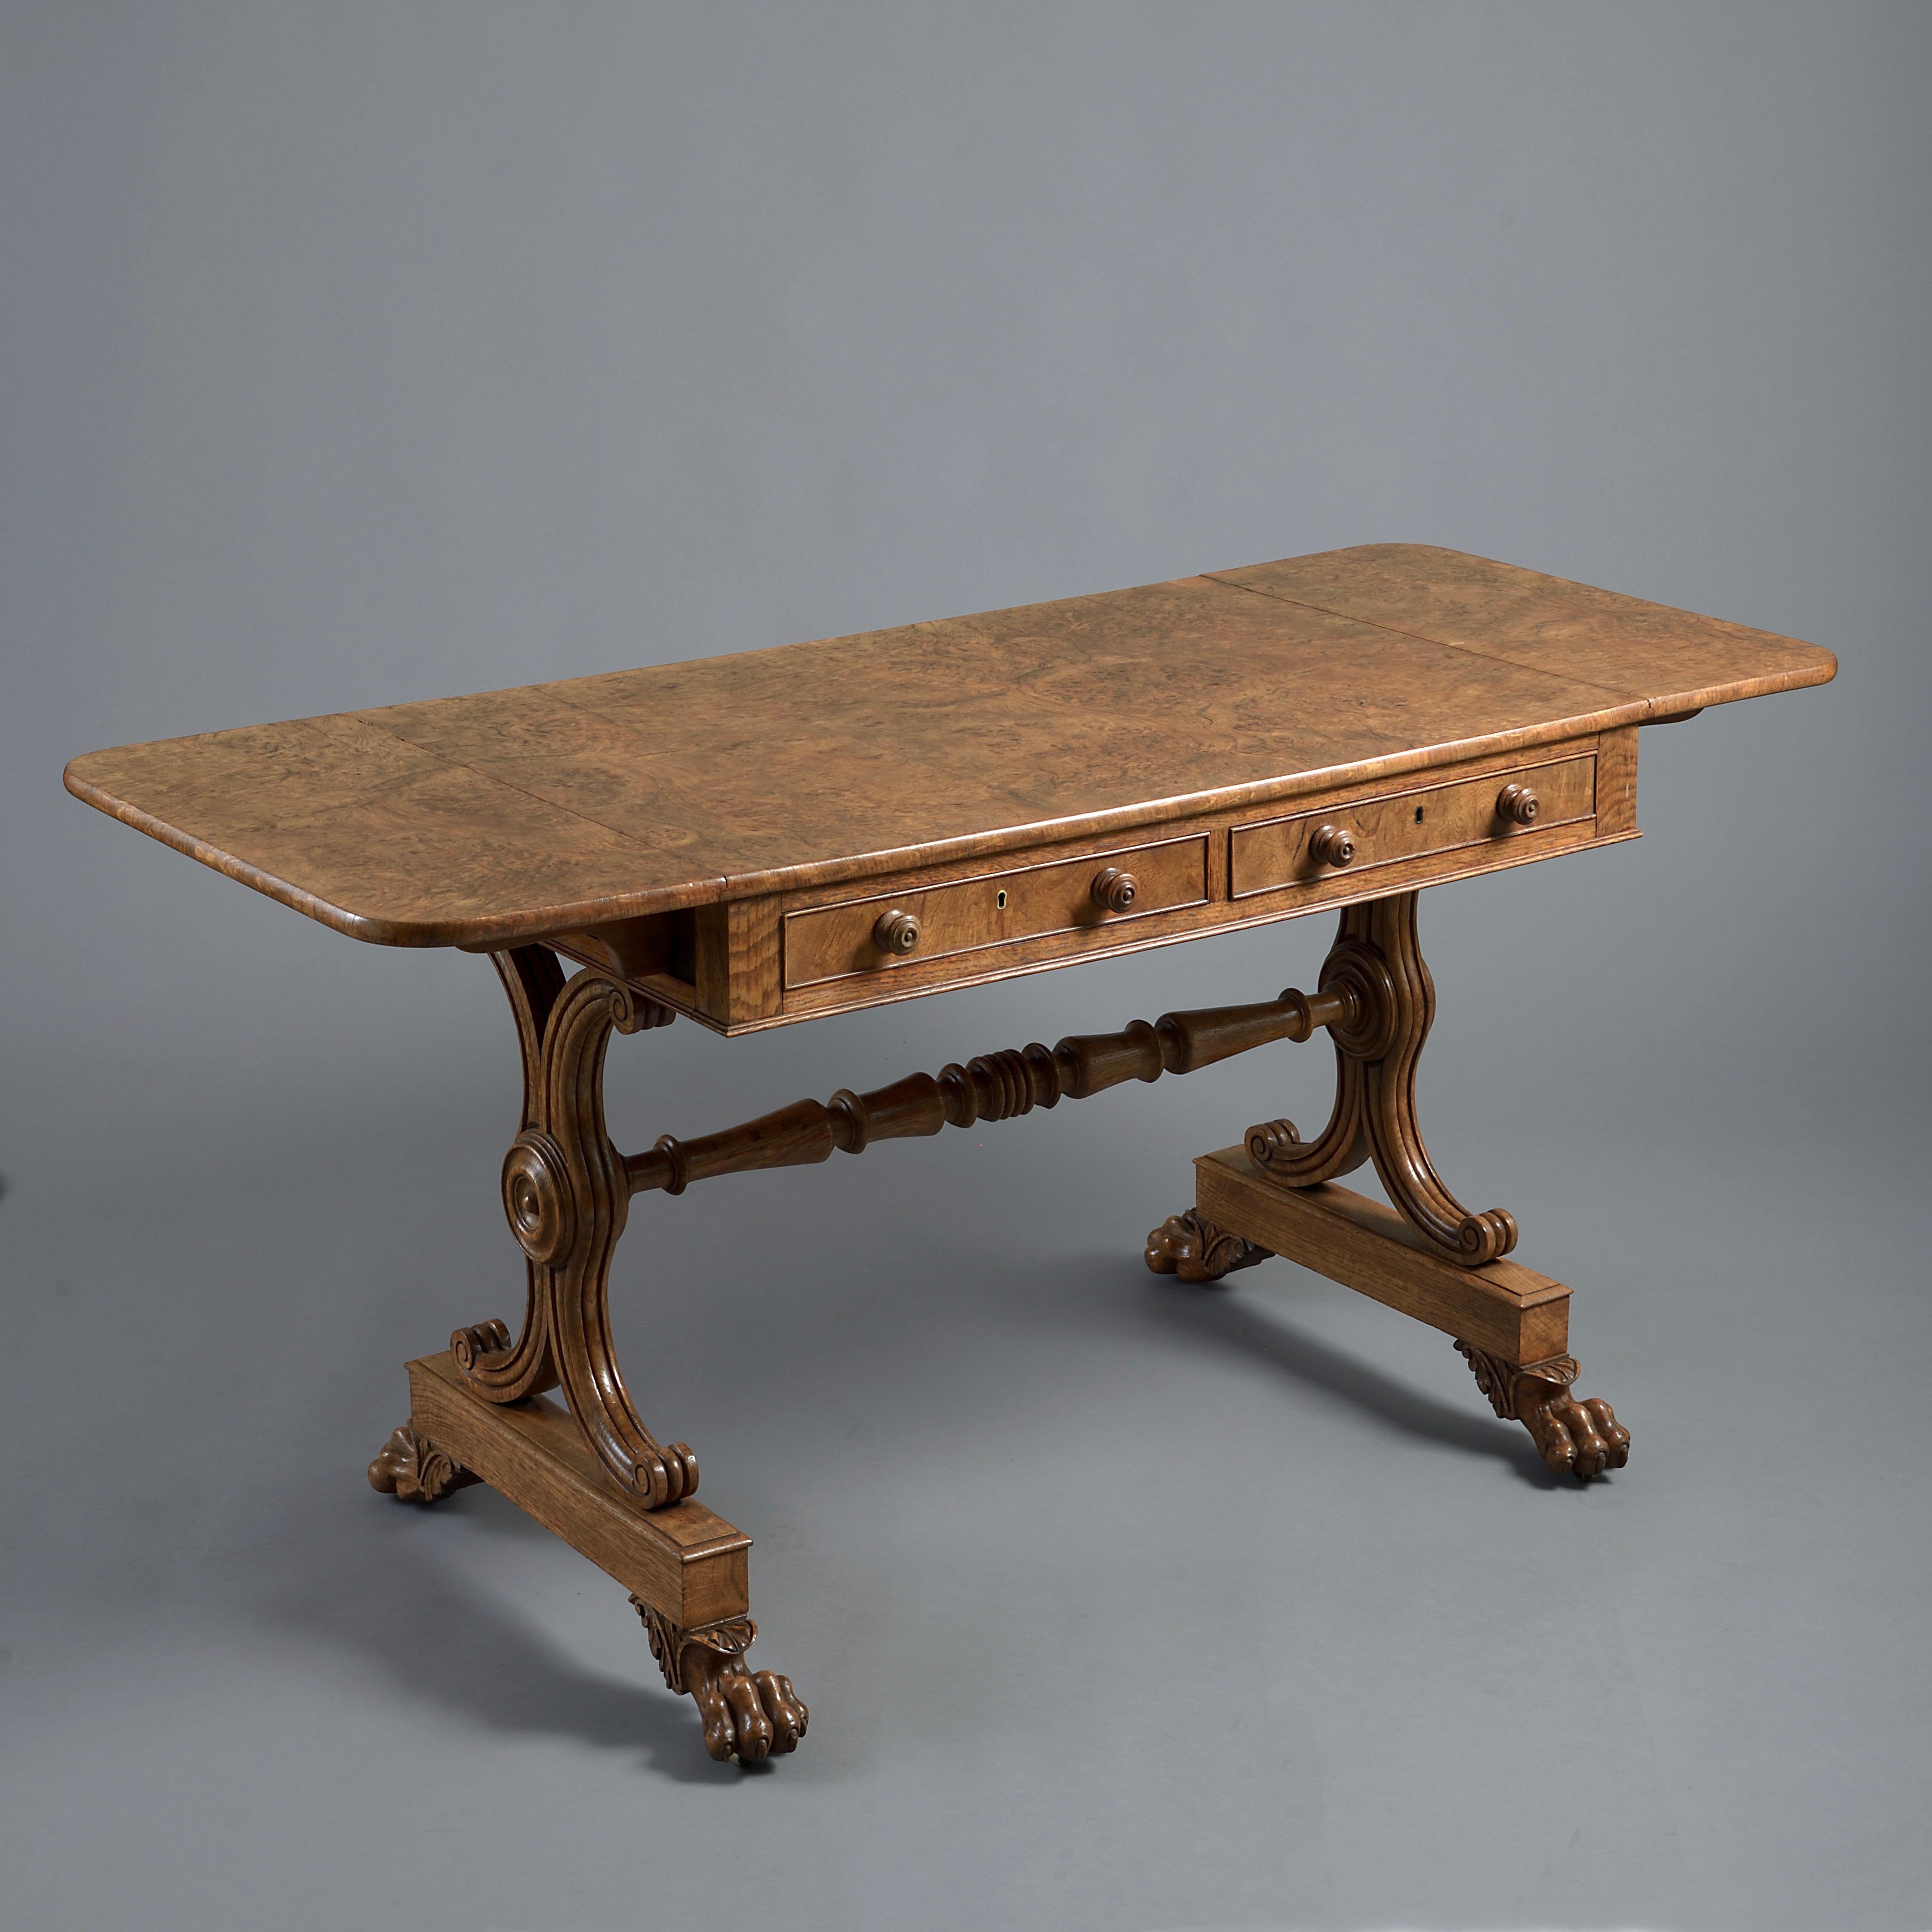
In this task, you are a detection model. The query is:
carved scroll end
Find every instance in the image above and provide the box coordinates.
[1453,1206,1520,1266]
[1245,1117,1303,1173]
[367,1425,481,1504]
[614,986,677,1034]
[631,1598,808,1764]
[1144,1209,1271,1284]
[451,1318,513,1373]
[633,1440,700,1509]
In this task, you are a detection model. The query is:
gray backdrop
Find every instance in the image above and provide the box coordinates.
[3,6,1928,1929]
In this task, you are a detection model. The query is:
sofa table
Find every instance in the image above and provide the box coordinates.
[64,543,1834,1765]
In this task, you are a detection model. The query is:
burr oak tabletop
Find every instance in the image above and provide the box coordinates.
[64,543,1833,950]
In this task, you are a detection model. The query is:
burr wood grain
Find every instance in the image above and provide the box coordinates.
[63,546,1832,949]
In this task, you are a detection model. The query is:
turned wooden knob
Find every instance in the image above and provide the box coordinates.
[1309,824,1355,869]
[872,908,923,956]
[1091,866,1138,914]
[1496,782,1540,826]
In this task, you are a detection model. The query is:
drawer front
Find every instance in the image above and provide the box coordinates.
[784,834,1209,990]
[1230,754,1596,898]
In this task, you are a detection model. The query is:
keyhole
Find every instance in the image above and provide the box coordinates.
[995,889,1008,910]
[1414,806,1425,823]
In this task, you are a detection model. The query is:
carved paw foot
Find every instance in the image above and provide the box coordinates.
[367,1423,482,1503]
[1454,1342,1631,1481]
[633,1600,808,1764]
[1522,1385,1631,1479]
[1145,1208,1272,1284]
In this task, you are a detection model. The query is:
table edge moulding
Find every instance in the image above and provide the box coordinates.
[64,542,1836,1765]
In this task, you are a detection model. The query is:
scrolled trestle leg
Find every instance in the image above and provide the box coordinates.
[1453,1340,1631,1480]
[632,1598,809,1764]
[450,946,701,1509]
[1245,891,1520,1268]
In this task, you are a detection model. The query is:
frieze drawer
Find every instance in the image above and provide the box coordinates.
[784,834,1210,990]
[1230,754,1597,899]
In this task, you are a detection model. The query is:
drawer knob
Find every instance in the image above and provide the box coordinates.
[1091,867,1139,914]
[1309,824,1355,869]
[872,909,923,956]
[1496,783,1541,827]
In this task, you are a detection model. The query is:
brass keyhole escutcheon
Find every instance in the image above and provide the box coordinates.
[995,889,1008,910]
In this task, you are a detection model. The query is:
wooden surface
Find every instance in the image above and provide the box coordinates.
[1241,892,1519,1265]
[1228,750,1595,898]
[1192,1150,1571,1363]
[619,979,1354,1197]
[405,1351,750,1627]
[63,544,1833,950]
[781,829,1209,990]
[483,955,703,1507]
[722,732,1629,1034]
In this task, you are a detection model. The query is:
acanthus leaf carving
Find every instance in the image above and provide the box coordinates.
[1143,1208,1272,1284]
[1452,1339,1631,1480]
[366,1424,480,1504]
[631,1597,808,1764]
